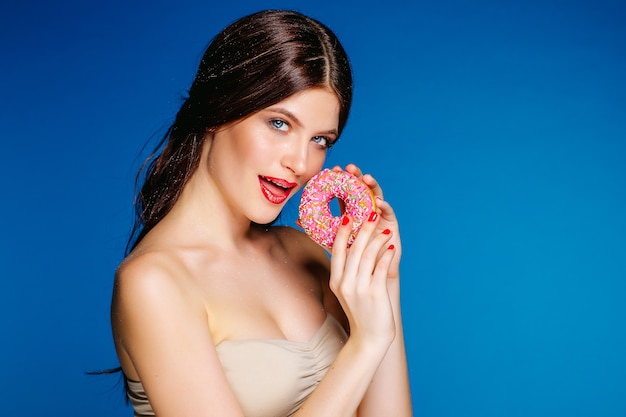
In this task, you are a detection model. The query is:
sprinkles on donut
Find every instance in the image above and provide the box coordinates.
[298,168,376,248]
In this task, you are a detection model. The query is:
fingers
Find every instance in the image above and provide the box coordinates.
[331,212,393,290]
[354,226,395,291]
[374,197,398,225]
[370,243,396,291]
[372,197,401,279]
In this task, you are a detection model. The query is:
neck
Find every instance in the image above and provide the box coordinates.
[156,167,255,251]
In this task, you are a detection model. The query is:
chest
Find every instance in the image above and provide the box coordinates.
[195,247,329,344]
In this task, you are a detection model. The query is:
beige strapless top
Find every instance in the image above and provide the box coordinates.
[126,314,347,417]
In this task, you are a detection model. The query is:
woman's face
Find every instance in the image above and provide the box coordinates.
[206,87,341,224]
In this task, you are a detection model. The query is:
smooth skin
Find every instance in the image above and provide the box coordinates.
[111,87,412,416]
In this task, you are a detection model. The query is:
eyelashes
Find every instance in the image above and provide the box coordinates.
[314,136,335,149]
[270,119,288,131]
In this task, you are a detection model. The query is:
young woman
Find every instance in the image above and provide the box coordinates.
[110,9,412,417]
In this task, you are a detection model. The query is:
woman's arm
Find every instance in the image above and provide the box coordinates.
[357,196,413,416]
[357,278,413,416]
[342,165,413,416]
[293,206,399,416]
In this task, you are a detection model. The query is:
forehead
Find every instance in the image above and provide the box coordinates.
[266,88,340,128]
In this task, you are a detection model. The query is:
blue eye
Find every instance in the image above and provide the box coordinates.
[271,119,288,131]
[312,136,333,149]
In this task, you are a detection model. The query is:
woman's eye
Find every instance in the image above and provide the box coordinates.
[271,119,288,131]
[312,136,332,148]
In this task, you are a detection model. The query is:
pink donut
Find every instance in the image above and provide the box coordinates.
[298,169,376,248]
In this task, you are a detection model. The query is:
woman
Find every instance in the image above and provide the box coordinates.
[111,9,412,417]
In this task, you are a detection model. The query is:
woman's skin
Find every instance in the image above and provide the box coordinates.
[111,87,412,416]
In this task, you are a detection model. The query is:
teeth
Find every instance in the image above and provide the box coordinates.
[266,177,287,189]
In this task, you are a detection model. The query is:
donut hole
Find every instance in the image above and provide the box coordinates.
[329,197,346,218]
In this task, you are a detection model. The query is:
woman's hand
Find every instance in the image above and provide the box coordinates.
[330,209,397,352]
[333,164,401,279]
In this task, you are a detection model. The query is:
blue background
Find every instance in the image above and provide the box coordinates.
[1,0,625,416]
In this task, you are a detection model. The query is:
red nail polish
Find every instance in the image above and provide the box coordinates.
[342,215,350,225]
[388,244,395,250]
[368,212,378,222]
[382,229,391,235]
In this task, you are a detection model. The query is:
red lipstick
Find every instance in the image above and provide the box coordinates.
[259,176,297,205]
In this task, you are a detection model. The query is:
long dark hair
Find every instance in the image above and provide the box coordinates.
[127,9,353,254]
[90,9,353,394]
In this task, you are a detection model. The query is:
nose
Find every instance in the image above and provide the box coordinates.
[281,138,309,176]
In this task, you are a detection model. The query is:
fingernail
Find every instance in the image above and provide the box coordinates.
[388,244,395,250]
[342,215,350,225]
[368,212,378,222]
[382,229,391,235]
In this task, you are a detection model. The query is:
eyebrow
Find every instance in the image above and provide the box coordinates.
[269,107,339,137]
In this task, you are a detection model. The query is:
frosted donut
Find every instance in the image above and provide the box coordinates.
[298,168,376,248]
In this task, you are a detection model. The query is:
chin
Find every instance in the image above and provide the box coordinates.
[251,217,279,228]
[249,210,281,227]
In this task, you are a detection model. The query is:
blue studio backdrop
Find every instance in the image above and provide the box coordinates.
[1,0,625,416]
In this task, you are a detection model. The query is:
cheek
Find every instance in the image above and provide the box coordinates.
[237,136,273,167]
[229,125,270,164]
[305,150,327,177]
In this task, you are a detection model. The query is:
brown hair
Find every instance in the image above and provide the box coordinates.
[128,10,353,253]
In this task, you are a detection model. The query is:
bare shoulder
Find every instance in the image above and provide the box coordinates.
[112,249,205,343]
[114,250,191,305]
[112,249,244,414]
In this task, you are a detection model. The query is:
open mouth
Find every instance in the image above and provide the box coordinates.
[259,176,297,204]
